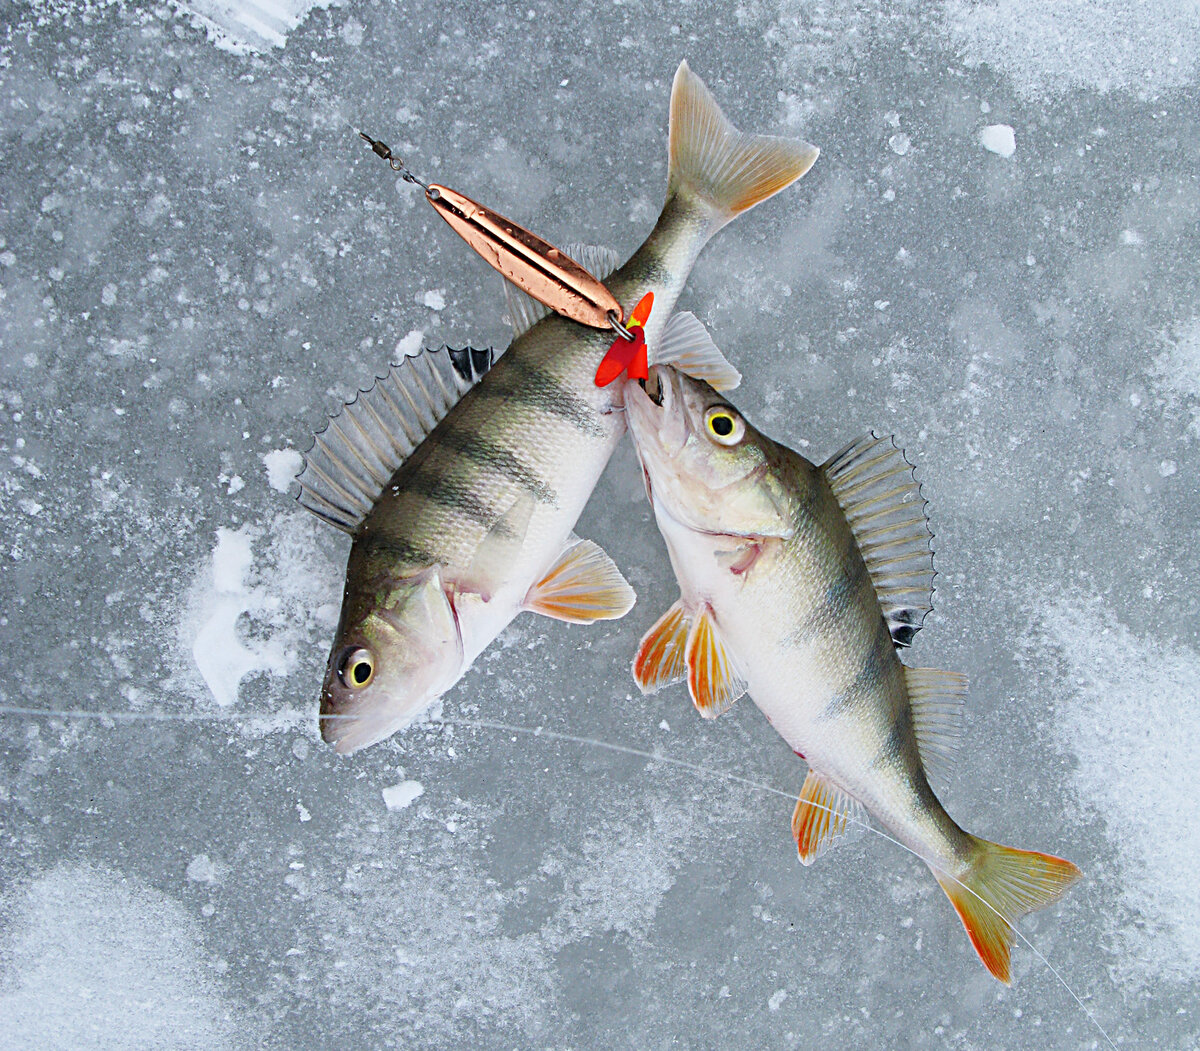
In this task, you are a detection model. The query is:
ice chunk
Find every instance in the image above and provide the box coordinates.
[382,780,425,811]
[262,448,303,493]
[980,124,1016,157]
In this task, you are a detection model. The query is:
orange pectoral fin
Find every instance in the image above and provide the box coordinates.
[632,600,689,693]
[524,538,636,623]
[683,604,746,718]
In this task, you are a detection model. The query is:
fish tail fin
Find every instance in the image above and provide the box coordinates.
[666,60,818,232]
[933,837,1082,984]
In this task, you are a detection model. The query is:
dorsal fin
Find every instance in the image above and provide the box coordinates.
[822,433,935,647]
[904,667,968,794]
[503,243,622,339]
[296,346,494,533]
[651,312,741,391]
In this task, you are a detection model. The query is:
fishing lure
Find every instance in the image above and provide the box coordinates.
[359,132,640,344]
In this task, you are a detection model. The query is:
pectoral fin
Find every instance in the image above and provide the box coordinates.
[684,604,746,718]
[524,537,636,623]
[791,770,867,866]
[651,311,741,391]
[633,599,690,693]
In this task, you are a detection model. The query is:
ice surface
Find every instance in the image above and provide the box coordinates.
[1040,597,1200,986]
[2,0,1198,1047]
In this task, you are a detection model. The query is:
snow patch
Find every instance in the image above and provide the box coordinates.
[382,780,425,811]
[173,0,342,55]
[178,515,342,712]
[0,863,243,1048]
[423,289,446,311]
[262,448,303,493]
[979,124,1016,158]
[943,0,1200,97]
[1043,596,1200,984]
[395,329,424,356]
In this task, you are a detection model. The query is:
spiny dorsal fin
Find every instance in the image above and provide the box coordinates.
[651,312,741,391]
[503,243,621,339]
[791,769,867,866]
[822,433,935,647]
[296,346,494,533]
[523,536,635,623]
[684,603,746,718]
[904,667,968,794]
[633,599,690,694]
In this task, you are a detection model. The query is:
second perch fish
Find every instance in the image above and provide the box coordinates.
[296,63,818,752]
[625,365,1081,983]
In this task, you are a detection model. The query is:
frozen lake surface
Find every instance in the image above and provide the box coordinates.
[2,0,1198,1047]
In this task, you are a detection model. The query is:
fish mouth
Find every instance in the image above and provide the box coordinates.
[637,369,665,406]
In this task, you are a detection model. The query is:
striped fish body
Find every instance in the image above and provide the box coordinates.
[626,365,1080,983]
[304,62,819,754]
[647,432,972,871]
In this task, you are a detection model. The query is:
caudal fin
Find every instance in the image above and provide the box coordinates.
[934,838,1081,984]
[667,60,819,229]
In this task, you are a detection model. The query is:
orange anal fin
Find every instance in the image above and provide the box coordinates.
[524,537,635,623]
[683,603,746,718]
[791,769,866,866]
[632,599,689,694]
[934,840,1082,985]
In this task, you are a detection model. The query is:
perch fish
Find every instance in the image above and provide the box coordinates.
[625,364,1081,983]
[297,62,819,753]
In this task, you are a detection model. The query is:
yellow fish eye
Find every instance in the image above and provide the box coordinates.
[339,648,375,689]
[704,407,744,445]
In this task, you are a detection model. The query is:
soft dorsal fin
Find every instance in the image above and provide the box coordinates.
[822,433,935,647]
[684,603,746,718]
[651,312,741,391]
[503,243,622,339]
[633,599,690,694]
[791,769,867,865]
[523,536,635,623]
[904,667,968,794]
[296,346,494,533]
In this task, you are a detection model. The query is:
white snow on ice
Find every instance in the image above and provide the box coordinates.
[382,780,425,811]
[0,863,243,1049]
[173,0,342,55]
[942,0,1200,97]
[262,448,303,493]
[180,516,341,710]
[1043,596,1200,984]
[979,124,1016,158]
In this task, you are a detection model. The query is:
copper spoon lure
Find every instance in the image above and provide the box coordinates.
[359,133,635,341]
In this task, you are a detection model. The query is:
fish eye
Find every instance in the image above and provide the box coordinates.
[338,648,375,689]
[704,407,744,445]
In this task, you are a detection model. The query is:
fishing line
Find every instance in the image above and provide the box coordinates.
[0,701,1118,1048]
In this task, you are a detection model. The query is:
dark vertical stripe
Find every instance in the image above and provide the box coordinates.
[481,355,605,437]
[438,429,558,505]
[404,466,499,527]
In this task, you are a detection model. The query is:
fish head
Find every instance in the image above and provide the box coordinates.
[320,565,463,754]
[625,365,793,539]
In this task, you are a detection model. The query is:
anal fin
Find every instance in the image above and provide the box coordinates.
[684,604,746,718]
[791,769,867,866]
[524,537,635,623]
[633,599,690,694]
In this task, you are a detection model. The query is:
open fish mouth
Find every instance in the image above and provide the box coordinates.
[637,370,665,406]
